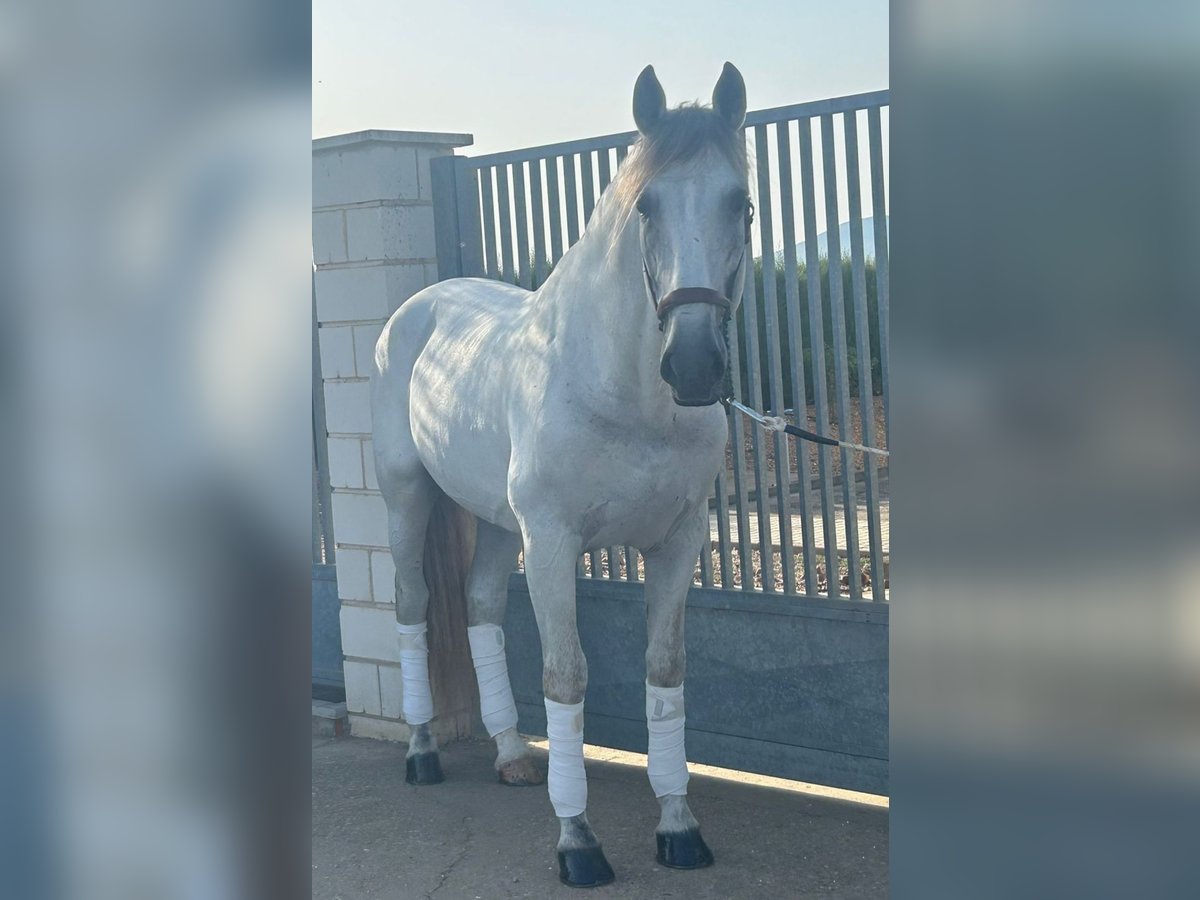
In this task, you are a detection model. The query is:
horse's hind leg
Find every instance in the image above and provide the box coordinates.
[466,520,545,786]
[379,467,443,784]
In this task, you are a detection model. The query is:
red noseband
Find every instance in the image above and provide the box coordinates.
[655,287,733,322]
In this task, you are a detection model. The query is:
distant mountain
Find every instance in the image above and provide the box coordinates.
[773,216,888,263]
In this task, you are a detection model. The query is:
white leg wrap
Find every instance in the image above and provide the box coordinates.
[467,624,519,738]
[395,622,433,725]
[646,681,689,797]
[544,698,587,818]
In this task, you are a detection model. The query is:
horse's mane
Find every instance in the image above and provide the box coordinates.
[610,103,749,234]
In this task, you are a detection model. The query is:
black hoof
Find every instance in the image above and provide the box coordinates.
[656,828,715,869]
[557,846,615,888]
[405,752,444,785]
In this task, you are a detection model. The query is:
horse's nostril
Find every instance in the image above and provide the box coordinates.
[660,349,678,384]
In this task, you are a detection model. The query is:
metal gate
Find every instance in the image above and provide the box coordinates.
[431,91,889,792]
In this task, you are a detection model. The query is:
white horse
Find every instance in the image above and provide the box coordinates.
[371,63,750,887]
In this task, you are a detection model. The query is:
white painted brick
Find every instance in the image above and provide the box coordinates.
[370,549,395,605]
[313,143,420,207]
[339,604,400,662]
[344,206,384,261]
[384,264,434,314]
[343,661,381,716]
[382,205,437,260]
[318,325,356,379]
[349,714,411,742]
[314,265,390,322]
[312,210,346,264]
[385,264,435,315]
[334,548,371,603]
[363,439,379,490]
[322,380,372,434]
[331,490,389,548]
[378,663,405,719]
[353,322,385,377]
[326,437,364,489]
[345,205,437,262]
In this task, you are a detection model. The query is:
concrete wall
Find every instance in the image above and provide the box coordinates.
[312,129,472,741]
[503,575,890,795]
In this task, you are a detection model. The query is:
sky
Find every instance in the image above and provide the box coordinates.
[313,0,889,157]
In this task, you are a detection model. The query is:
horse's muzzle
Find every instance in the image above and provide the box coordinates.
[659,296,728,407]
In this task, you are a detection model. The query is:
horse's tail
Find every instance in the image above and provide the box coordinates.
[423,489,479,740]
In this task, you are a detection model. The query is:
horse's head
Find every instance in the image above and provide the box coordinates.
[627,63,750,407]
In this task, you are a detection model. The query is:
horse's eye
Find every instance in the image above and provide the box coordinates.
[636,194,652,219]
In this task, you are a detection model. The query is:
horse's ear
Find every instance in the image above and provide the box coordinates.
[633,65,667,135]
[712,62,747,131]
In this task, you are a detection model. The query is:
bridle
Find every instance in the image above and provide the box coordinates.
[644,200,754,331]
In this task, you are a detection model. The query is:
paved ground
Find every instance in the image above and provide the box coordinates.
[313,736,888,899]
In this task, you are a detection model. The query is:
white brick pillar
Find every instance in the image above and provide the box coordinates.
[312,129,472,742]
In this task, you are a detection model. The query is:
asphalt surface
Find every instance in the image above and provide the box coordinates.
[313,735,887,899]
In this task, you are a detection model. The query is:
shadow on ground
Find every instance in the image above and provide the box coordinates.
[313,735,887,899]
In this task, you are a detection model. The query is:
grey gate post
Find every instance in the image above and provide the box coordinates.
[431,155,486,280]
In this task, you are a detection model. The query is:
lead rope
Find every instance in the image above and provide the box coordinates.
[718,214,889,458]
[727,398,889,457]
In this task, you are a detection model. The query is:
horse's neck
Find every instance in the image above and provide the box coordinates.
[535,191,669,413]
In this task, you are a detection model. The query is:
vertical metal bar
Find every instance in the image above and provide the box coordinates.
[797,117,839,593]
[738,239,775,592]
[512,160,533,289]
[844,111,886,600]
[529,159,549,288]
[726,282,755,589]
[820,113,861,599]
[580,151,597,228]
[455,159,486,277]
[546,156,564,265]
[495,164,516,285]
[562,153,582,248]
[775,121,818,594]
[868,106,890,439]
[479,166,498,279]
[597,147,613,193]
[754,124,795,594]
[713,470,733,587]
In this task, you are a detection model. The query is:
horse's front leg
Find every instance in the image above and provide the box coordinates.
[520,522,615,888]
[642,506,715,869]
